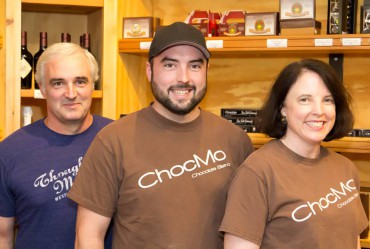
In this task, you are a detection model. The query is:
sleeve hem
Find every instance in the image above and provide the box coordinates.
[67,191,114,218]
[219,225,262,246]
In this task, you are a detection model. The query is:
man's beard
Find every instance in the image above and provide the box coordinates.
[151,81,207,115]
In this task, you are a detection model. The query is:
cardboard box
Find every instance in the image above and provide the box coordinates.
[280,0,315,21]
[184,10,221,37]
[327,0,357,34]
[122,17,160,38]
[361,4,370,33]
[280,19,321,35]
[218,10,246,36]
[245,12,279,36]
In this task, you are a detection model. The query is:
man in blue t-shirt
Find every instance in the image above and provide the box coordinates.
[0,43,112,249]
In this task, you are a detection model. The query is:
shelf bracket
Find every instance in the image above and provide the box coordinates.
[329,54,344,82]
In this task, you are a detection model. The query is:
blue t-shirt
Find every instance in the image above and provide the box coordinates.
[0,115,113,249]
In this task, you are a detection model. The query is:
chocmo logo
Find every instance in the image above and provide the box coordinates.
[291,179,357,222]
[138,149,226,189]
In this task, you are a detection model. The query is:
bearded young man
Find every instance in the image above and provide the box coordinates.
[68,22,254,249]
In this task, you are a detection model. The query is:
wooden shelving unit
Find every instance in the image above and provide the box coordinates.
[119,34,370,54]
[118,35,370,154]
[20,89,103,98]
[2,0,118,138]
[21,0,103,13]
[249,133,370,153]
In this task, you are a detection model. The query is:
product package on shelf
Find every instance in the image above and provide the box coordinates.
[245,12,279,36]
[347,129,370,137]
[360,0,370,33]
[218,10,246,36]
[122,17,160,38]
[327,0,357,34]
[184,10,221,37]
[221,108,260,133]
[279,0,319,35]
[279,0,315,21]
[280,19,321,35]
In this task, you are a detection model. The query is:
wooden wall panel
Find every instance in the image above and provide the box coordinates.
[0,0,5,140]
[115,0,331,117]
[343,55,370,129]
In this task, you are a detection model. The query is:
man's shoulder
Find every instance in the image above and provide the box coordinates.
[93,115,114,124]
[1,120,45,144]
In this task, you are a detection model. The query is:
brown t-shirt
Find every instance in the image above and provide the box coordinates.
[68,106,254,249]
[220,139,368,249]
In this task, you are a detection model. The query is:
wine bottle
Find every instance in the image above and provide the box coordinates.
[79,35,84,48]
[61,32,71,42]
[33,32,47,89]
[82,33,91,52]
[20,31,33,89]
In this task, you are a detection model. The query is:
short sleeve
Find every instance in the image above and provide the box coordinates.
[219,164,267,246]
[0,159,15,217]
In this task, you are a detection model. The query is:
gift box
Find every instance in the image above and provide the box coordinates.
[280,0,315,21]
[218,10,246,36]
[122,17,160,38]
[245,12,279,36]
[185,10,221,37]
[280,19,321,35]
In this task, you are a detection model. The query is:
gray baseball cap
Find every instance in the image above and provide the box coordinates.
[148,22,211,61]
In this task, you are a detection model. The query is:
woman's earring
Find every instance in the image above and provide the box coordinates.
[281,116,287,124]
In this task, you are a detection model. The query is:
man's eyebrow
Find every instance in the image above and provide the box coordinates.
[75,76,89,81]
[189,58,205,64]
[48,76,89,84]
[49,78,64,84]
[160,57,205,64]
[160,57,178,63]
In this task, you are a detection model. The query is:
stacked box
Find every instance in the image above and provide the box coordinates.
[347,129,370,137]
[221,108,260,133]
[280,19,321,35]
[245,12,279,36]
[279,0,320,35]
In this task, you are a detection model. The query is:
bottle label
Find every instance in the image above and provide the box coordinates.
[20,58,32,79]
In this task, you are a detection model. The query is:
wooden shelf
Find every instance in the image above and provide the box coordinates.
[22,0,103,14]
[119,34,370,54]
[361,236,370,248]
[21,89,103,98]
[248,133,370,153]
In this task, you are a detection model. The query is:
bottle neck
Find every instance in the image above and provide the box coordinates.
[39,32,48,49]
[21,31,27,48]
[83,33,91,52]
[40,38,47,49]
[61,33,71,42]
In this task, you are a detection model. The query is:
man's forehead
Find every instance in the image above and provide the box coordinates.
[155,45,206,60]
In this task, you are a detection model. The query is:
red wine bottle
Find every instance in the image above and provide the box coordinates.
[79,35,84,48]
[33,32,47,89]
[61,32,71,42]
[20,31,33,89]
[82,33,91,52]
